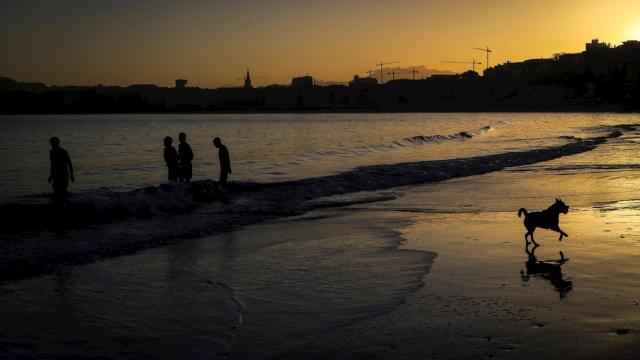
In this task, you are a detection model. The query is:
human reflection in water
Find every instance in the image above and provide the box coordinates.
[48,136,74,199]
[520,243,573,297]
[163,136,179,182]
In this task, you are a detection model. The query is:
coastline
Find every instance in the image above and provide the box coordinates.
[0,131,622,282]
[0,115,638,359]
[268,164,640,359]
[277,208,640,360]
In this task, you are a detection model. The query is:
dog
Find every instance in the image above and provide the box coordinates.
[518,198,569,244]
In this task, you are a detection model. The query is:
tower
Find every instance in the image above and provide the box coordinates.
[244,70,253,89]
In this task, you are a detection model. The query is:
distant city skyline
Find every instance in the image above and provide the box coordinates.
[1,0,640,88]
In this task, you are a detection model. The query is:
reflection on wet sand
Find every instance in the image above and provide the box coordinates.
[521,243,573,297]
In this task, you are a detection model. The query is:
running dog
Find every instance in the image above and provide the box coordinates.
[518,198,569,244]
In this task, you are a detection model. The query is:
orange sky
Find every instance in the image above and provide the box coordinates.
[1,0,639,88]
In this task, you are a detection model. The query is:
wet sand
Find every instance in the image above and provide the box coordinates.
[278,208,640,359]
[272,156,640,359]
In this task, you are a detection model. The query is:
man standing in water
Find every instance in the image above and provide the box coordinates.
[48,136,74,198]
[213,137,231,186]
[163,136,179,182]
[178,132,194,182]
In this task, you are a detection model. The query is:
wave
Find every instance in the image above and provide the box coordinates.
[404,125,493,144]
[594,199,640,212]
[547,164,640,172]
[0,181,232,230]
[586,123,639,133]
[283,125,494,163]
[0,130,622,281]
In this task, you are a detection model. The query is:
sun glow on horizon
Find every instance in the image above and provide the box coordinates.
[628,23,640,41]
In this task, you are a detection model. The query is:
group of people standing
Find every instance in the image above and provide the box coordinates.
[163,132,194,182]
[162,133,231,185]
[48,134,232,198]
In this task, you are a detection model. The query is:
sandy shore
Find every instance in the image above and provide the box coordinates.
[275,207,640,359]
[272,167,640,359]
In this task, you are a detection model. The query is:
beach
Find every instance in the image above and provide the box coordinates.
[1,113,639,359]
[276,172,640,359]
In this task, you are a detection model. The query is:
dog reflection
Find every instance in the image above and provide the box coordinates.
[520,244,573,297]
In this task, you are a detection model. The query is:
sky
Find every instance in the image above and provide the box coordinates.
[1,0,640,88]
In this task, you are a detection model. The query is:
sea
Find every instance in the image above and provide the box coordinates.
[1,112,630,200]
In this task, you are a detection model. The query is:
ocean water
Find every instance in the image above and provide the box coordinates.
[1,113,640,359]
[0,112,634,201]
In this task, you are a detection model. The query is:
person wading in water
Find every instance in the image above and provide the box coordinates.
[48,136,75,199]
[178,132,194,182]
[163,136,179,182]
[213,137,231,187]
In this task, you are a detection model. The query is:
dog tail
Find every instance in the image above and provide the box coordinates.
[518,208,527,218]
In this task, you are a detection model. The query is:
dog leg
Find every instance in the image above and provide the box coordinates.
[559,231,568,241]
[551,225,568,241]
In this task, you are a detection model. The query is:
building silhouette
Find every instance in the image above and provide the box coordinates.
[585,39,610,53]
[349,75,378,87]
[2,39,639,113]
[244,70,253,89]
[175,79,187,89]
[291,75,313,89]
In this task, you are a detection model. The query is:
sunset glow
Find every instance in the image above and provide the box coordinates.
[1,0,640,88]
[3,1,640,359]
[628,22,640,40]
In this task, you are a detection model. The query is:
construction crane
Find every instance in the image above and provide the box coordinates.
[386,67,401,81]
[443,60,482,73]
[386,68,417,81]
[375,60,399,83]
[365,69,375,78]
[408,66,420,80]
[473,46,492,70]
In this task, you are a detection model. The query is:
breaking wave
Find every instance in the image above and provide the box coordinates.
[292,125,495,162]
[404,125,493,144]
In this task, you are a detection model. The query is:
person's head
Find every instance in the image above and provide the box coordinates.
[164,136,173,147]
[50,136,60,148]
[179,132,186,143]
[213,137,221,148]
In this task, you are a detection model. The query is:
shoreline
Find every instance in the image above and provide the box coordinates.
[0,132,623,282]
[272,203,640,359]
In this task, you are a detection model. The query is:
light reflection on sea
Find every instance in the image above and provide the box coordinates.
[1,112,637,200]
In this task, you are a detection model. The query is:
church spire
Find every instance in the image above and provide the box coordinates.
[244,69,253,89]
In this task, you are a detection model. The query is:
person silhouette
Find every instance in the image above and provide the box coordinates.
[213,137,231,186]
[163,136,179,182]
[178,132,194,182]
[48,136,75,198]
